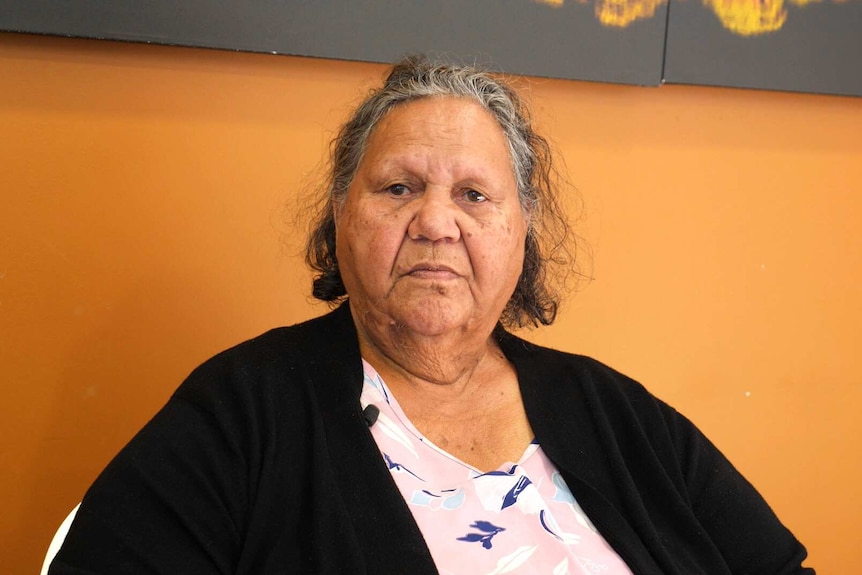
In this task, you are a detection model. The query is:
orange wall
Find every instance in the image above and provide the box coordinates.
[2,33,860,573]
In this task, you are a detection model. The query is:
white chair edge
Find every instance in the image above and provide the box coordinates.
[39,503,81,575]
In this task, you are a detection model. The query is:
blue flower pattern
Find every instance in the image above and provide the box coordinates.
[501,475,532,510]
[457,520,507,549]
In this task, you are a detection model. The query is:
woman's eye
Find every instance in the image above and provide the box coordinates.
[464,189,487,203]
[386,184,410,197]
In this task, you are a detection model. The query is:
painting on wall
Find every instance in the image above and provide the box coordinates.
[0,0,668,86]
[2,0,858,96]
[663,0,862,97]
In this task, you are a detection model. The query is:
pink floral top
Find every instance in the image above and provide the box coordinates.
[360,360,634,575]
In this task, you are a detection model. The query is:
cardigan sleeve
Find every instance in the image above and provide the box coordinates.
[664,404,815,575]
[43,330,309,575]
[48,382,250,575]
[46,325,366,575]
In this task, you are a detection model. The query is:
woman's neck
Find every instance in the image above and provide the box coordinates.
[360,324,492,388]
[354,309,533,472]
[352,301,507,388]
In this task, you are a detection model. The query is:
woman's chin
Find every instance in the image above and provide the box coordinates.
[387,298,472,338]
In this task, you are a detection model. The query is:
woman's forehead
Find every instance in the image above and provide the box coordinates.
[361,98,512,172]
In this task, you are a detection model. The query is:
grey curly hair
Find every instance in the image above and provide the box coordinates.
[305,55,574,328]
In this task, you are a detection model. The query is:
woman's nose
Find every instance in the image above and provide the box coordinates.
[407,193,461,243]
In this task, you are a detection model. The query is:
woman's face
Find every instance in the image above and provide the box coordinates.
[335,96,529,338]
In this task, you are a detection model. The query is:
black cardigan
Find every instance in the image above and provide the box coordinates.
[51,303,813,574]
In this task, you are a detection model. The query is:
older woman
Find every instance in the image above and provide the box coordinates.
[49,57,813,574]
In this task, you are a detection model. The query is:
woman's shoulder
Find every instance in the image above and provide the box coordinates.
[497,329,656,401]
[173,305,359,412]
[200,304,353,368]
[498,329,692,449]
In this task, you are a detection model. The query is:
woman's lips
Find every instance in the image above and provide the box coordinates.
[406,264,459,280]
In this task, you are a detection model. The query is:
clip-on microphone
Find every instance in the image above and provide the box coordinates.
[362,404,380,427]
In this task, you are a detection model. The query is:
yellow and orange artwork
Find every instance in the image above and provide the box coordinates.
[532,0,852,36]
[703,0,787,35]
[702,0,851,35]
[595,0,667,26]
[534,0,667,26]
